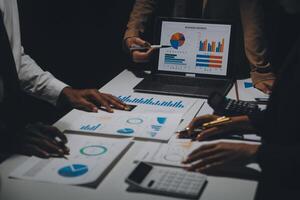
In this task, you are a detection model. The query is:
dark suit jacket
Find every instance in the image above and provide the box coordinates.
[0,14,25,154]
[250,36,300,199]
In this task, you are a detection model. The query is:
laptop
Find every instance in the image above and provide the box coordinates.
[133,17,235,98]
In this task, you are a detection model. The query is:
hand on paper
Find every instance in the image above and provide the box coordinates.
[182,142,259,172]
[254,79,275,94]
[126,37,156,63]
[15,122,69,158]
[59,87,127,113]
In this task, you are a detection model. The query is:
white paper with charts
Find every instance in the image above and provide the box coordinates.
[9,135,132,185]
[134,140,209,167]
[68,112,182,141]
[114,92,198,115]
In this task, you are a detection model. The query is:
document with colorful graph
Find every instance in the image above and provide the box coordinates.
[158,20,231,76]
[68,112,182,141]
[9,134,132,185]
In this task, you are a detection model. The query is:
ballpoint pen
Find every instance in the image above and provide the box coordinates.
[129,44,172,51]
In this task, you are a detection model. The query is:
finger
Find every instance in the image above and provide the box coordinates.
[187,152,227,172]
[133,37,149,46]
[196,126,225,141]
[132,47,156,62]
[255,83,269,94]
[183,146,221,164]
[24,136,66,155]
[88,92,114,113]
[187,115,217,134]
[101,93,126,109]
[265,83,273,92]
[78,98,98,112]
[37,124,68,144]
[20,144,50,158]
[105,93,127,106]
[25,126,69,154]
[188,143,217,157]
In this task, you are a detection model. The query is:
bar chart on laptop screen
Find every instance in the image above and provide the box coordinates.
[158,21,231,76]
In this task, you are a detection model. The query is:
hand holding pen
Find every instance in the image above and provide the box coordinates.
[177,115,253,141]
[125,37,171,63]
[177,115,232,141]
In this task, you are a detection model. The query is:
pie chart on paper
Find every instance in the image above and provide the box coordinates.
[170,33,185,49]
[58,164,88,177]
[117,128,134,134]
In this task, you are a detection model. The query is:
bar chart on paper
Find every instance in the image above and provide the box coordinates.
[80,124,101,131]
[118,95,185,108]
[115,93,199,114]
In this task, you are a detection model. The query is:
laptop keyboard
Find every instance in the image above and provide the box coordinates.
[153,75,226,87]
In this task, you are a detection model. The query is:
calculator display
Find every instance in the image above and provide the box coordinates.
[128,162,153,184]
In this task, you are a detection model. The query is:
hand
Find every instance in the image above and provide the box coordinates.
[59,87,127,113]
[126,37,156,63]
[183,142,259,172]
[15,122,69,158]
[178,114,253,141]
[254,79,275,94]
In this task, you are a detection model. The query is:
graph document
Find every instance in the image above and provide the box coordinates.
[158,21,231,76]
[10,135,132,185]
[69,112,182,141]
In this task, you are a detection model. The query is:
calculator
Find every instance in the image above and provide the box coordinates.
[208,91,261,116]
[125,162,207,199]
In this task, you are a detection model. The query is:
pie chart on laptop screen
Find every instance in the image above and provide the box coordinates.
[170,32,185,49]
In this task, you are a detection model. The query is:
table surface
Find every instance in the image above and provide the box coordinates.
[0,70,260,200]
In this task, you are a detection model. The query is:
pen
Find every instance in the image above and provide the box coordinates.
[254,97,269,104]
[129,45,171,51]
[202,116,231,129]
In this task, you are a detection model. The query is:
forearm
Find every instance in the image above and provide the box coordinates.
[18,47,68,105]
[239,0,270,69]
[124,0,156,40]
[239,0,275,84]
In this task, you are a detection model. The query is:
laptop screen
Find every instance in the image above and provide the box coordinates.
[157,20,232,77]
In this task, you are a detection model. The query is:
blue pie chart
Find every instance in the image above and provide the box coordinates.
[58,164,88,177]
[117,128,134,134]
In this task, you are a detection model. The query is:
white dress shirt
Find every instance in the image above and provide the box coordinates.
[0,0,68,105]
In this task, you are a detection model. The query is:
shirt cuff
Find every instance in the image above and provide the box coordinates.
[45,78,69,106]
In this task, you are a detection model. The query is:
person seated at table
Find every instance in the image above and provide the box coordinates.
[0,0,127,159]
[124,0,276,94]
[179,0,300,196]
